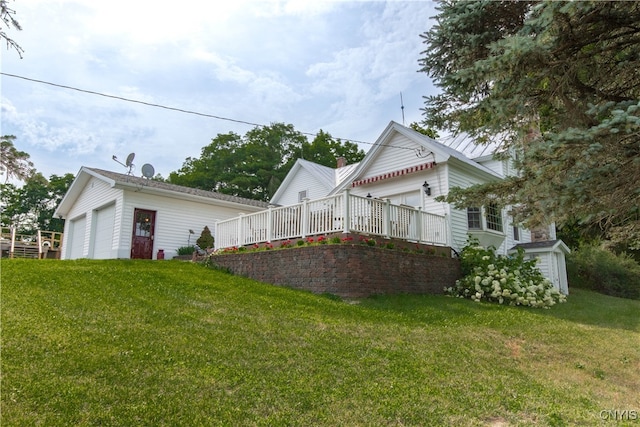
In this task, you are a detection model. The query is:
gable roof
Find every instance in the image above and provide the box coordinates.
[329,121,502,194]
[510,239,571,254]
[269,158,359,203]
[55,167,270,218]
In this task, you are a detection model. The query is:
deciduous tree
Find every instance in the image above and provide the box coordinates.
[0,0,23,57]
[1,135,34,183]
[169,123,365,202]
[0,172,74,233]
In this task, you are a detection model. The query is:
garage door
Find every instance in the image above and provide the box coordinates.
[92,204,116,259]
[68,216,86,259]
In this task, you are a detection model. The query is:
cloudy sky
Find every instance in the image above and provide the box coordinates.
[1,0,440,181]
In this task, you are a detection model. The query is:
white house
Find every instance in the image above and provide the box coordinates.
[54,167,269,260]
[270,121,537,256]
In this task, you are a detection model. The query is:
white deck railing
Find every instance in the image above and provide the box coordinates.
[214,190,448,250]
[0,227,64,258]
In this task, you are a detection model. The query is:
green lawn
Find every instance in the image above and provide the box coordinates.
[2,259,639,426]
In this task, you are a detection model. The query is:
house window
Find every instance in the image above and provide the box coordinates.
[513,219,520,241]
[467,207,482,230]
[298,190,308,203]
[388,191,421,209]
[486,203,503,232]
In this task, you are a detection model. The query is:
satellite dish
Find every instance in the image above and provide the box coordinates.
[125,153,136,167]
[141,163,155,178]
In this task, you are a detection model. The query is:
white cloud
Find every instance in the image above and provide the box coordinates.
[2,1,439,179]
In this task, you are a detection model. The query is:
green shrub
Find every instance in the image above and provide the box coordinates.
[177,245,195,255]
[196,226,214,249]
[446,239,566,308]
[567,245,640,299]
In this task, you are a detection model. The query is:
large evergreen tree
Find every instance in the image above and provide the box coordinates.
[419,1,640,247]
[169,123,365,202]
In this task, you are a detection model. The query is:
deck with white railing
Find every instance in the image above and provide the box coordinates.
[214,190,449,250]
[1,227,64,259]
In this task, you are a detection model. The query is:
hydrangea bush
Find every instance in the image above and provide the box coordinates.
[446,238,567,308]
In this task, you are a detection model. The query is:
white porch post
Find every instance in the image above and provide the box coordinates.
[416,207,423,243]
[342,189,351,234]
[383,198,391,238]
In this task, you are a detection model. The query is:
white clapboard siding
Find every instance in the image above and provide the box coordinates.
[119,191,259,259]
[275,166,333,206]
[365,133,431,178]
[61,177,122,260]
[447,162,487,252]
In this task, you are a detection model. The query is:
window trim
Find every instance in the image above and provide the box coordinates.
[467,207,482,230]
[485,203,503,232]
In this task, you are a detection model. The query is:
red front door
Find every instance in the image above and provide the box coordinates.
[131,209,156,259]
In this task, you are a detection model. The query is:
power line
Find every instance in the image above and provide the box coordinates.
[1,71,418,151]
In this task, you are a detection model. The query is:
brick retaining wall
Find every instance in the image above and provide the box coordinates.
[208,245,462,298]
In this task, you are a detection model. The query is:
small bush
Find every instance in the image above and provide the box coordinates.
[196,226,214,249]
[446,238,566,308]
[567,245,640,299]
[177,246,195,255]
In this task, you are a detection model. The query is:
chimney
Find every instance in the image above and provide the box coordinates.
[336,156,347,168]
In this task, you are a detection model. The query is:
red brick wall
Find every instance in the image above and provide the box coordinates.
[208,245,461,298]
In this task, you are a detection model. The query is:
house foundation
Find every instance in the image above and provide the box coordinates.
[207,243,461,299]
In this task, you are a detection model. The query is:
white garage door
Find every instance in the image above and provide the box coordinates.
[68,216,86,259]
[92,204,116,259]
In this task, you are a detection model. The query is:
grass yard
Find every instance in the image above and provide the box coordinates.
[2,259,639,426]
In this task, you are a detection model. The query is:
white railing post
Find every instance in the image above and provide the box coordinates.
[301,198,309,238]
[237,214,245,247]
[37,230,43,258]
[342,189,351,233]
[10,226,15,258]
[416,207,423,242]
[214,220,220,250]
[266,206,273,243]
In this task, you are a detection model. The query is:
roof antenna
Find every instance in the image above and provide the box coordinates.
[400,92,405,125]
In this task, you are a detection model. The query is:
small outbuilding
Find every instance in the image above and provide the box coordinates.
[509,240,571,295]
[54,167,269,260]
